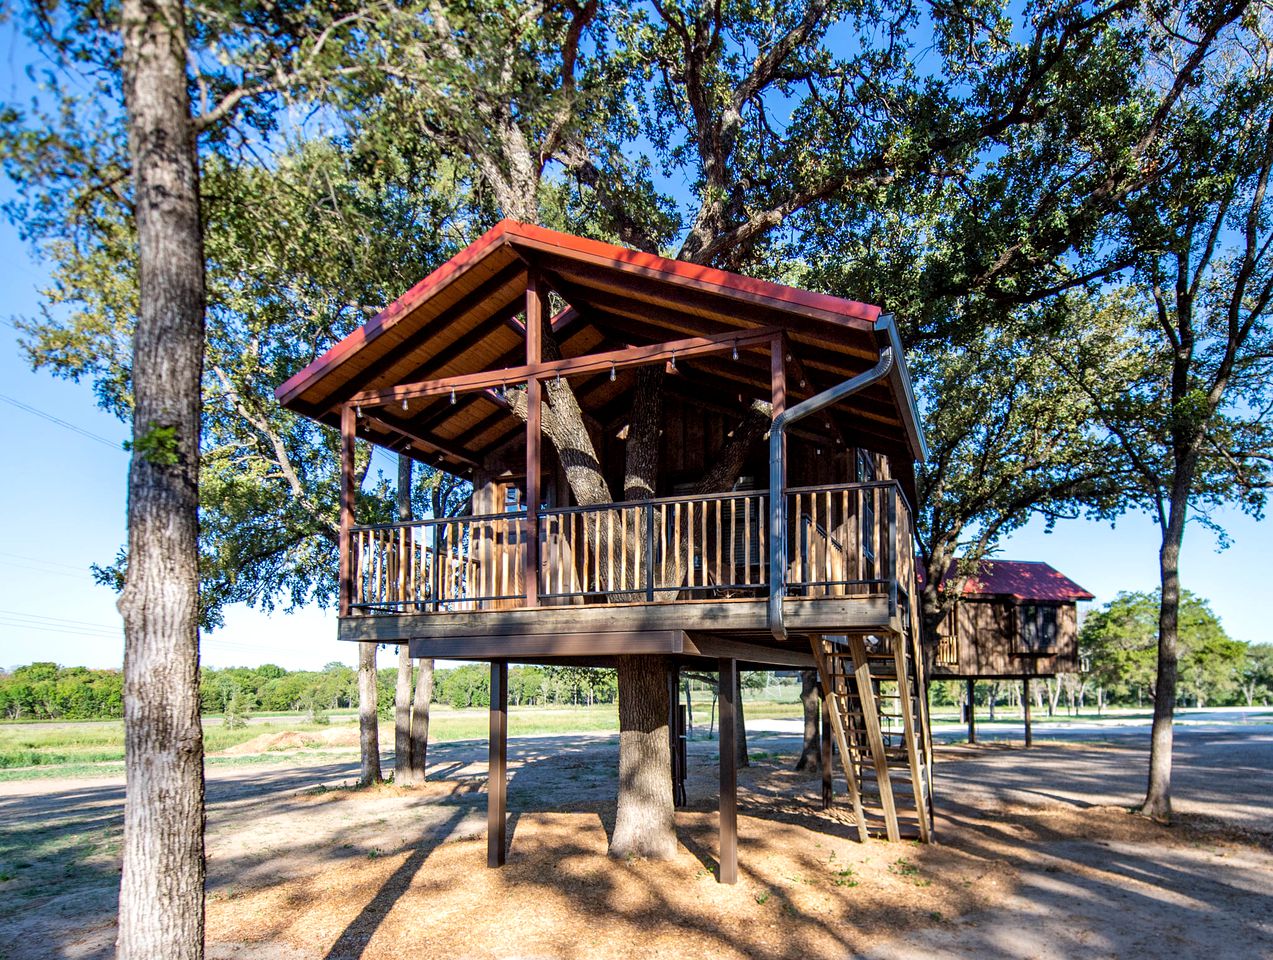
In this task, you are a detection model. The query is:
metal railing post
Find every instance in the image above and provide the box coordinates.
[646,502,656,601]
[887,486,898,618]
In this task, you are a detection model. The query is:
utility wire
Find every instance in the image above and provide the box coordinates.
[0,392,123,450]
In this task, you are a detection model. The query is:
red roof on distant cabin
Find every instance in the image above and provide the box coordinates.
[927,560,1094,603]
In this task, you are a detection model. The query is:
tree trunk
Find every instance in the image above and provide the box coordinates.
[795,669,822,771]
[611,655,677,859]
[116,0,206,955]
[409,658,434,780]
[1141,489,1188,822]
[358,642,381,785]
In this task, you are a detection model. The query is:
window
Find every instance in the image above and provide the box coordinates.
[1019,605,1059,653]
[855,449,876,483]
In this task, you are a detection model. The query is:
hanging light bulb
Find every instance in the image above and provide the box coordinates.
[402,399,409,411]
[450,388,456,405]
[732,341,739,361]
[610,362,616,381]
[556,371,563,388]
[670,350,677,372]
[355,405,362,419]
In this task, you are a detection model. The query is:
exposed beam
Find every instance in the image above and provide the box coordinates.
[402,306,586,435]
[350,327,782,408]
[361,411,479,469]
[409,630,689,660]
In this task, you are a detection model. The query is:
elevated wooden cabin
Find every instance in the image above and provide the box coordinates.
[277,221,936,877]
[928,560,1094,680]
[927,560,1093,745]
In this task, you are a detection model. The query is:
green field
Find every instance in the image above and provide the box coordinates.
[0,699,807,781]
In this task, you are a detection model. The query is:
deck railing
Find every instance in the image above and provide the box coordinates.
[345,480,914,614]
[936,635,959,667]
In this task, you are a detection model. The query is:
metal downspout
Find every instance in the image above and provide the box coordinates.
[768,345,896,642]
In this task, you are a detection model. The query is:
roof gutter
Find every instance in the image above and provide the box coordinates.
[768,343,896,643]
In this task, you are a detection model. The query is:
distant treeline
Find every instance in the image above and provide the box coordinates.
[0,659,787,722]
[0,660,626,721]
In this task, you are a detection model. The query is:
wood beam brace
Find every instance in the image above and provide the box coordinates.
[349,327,782,408]
[362,412,480,469]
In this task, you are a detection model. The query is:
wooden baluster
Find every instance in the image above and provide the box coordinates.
[824,489,834,595]
[673,502,682,589]
[733,496,743,588]
[400,526,408,608]
[632,508,641,594]
[507,516,514,603]
[606,509,614,593]
[714,501,722,593]
[793,493,803,589]
[700,501,708,588]
[757,495,766,586]
[658,503,667,593]
[621,509,629,591]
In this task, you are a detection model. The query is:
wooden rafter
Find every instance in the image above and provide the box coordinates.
[361,411,480,469]
[349,327,782,408]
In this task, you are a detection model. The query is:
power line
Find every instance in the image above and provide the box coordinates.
[0,392,123,450]
[0,549,94,572]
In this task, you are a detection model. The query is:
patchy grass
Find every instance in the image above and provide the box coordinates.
[0,701,814,781]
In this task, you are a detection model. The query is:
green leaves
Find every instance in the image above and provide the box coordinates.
[1080,590,1249,706]
[125,423,181,466]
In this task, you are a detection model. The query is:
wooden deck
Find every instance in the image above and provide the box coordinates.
[339,594,900,667]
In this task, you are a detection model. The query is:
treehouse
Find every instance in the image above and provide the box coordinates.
[927,559,1094,743]
[276,220,934,880]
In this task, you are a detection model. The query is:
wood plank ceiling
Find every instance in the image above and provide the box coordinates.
[276,220,917,476]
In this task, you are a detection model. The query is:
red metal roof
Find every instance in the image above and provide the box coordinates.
[275,219,883,411]
[934,560,1094,602]
[270,219,928,473]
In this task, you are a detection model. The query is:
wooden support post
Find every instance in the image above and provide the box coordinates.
[718,657,738,884]
[339,403,356,617]
[488,660,508,867]
[820,692,832,810]
[847,634,901,842]
[966,679,977,744]
[892,628,931,843]
[669,663,686,807]
[525,273,543,607]
[1023,676,1033,748]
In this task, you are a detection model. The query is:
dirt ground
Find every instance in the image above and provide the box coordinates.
[1,726,1270,960]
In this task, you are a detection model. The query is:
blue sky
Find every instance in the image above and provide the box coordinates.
[0,16,1267,674]
[1,194,1267,673]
